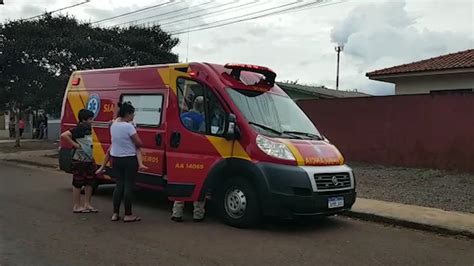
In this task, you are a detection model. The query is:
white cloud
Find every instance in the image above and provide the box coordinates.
[328,0,473,94]
[1,0,472,96]
[331,1,416,45]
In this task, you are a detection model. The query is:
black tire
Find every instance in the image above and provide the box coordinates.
[217,177,262,228]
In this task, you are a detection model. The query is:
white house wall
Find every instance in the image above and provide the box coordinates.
[394,72,474,95]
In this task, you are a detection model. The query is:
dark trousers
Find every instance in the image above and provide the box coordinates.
[38,127,44,139]
[112,156,138,216]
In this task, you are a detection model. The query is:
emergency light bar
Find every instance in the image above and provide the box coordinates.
[72,78,81,86]
[225,63,276,86]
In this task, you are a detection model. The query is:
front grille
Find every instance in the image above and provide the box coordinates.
[314,173,351,190]
[317,189,351,196]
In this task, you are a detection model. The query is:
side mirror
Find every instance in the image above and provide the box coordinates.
[225,113,239,140]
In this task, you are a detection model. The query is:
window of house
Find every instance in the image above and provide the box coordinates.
[122,94,164,127]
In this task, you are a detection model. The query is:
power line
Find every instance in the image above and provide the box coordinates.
[112,5,189,27]
[169,0,337,35]
[112,1,217,27]
[169,1,303,34]
[112,5,190,27]
[169,0,305,34]
[23,0,91,21]
[134,1,297,32]
[91,0,174,24]
[280,0,346,14]
[135,0,239,28]
[159,0,264,28]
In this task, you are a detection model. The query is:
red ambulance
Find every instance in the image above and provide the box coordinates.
[59,62,356,227]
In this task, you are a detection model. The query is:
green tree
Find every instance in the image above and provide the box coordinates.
[280,79,299,85]
[0,14,179,146]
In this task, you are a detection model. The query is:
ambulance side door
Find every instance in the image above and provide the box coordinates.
[165,77,228,201]
[120,90,167,186]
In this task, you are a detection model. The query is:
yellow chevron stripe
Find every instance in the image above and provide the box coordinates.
[67,90,87,122]
[206,136,251,161]
[280,139,305,166]
[66,75,109,179]
[206,136,232,157]
[232,141,251,161]
[336,148,345,165]
[157,68,173,93]
[157,64,190,96]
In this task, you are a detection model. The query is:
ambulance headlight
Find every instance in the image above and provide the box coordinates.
[256,135,295,161]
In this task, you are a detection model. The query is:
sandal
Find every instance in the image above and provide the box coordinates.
[111,214,121,222]
[123,216,141,223]
[85,206,99,213]
[73,208,90,213]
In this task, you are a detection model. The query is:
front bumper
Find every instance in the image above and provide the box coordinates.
[256,162,356,218]
[267,189,356,218]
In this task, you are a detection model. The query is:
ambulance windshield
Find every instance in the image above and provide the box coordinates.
[227,88,321,139]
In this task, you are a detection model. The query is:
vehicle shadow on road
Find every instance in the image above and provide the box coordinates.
[94,185,174,212]
[67,185,350,233]
[258,216,350,233]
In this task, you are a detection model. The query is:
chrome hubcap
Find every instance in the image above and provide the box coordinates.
[224,188,247,219]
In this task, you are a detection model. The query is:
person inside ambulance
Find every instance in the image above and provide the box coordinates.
[181,96,205,132]
[210,104,225,135]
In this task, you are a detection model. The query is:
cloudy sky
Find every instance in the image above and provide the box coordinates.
[1,0,473,95]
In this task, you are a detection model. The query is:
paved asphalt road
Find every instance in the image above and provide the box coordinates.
[0,162,473,266]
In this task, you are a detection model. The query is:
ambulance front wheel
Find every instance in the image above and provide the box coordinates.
[217,177,262,228]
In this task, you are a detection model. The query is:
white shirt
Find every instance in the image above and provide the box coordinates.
[110,121,137,157]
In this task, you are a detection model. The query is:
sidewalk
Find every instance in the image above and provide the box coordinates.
[0,149,58,169]
[1,150,473,238]
[345,198,474,238]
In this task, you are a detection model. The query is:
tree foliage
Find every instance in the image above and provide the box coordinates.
[280,79,299,85]
[0,14,180,114]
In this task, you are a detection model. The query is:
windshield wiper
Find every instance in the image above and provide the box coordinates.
[282,131,323,140]
[249,122,282,135]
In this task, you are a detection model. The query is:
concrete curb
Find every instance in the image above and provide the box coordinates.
[4,158,59,170]
[0,139,45,144]
[344,198,474,239]
[0,149,58,158]
[0,149,59,170]
[344,211,473,239]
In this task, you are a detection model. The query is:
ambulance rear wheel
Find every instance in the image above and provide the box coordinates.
[218,177,261,228]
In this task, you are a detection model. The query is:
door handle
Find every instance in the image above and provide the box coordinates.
[170,132,181,148]
[155,133,162,146]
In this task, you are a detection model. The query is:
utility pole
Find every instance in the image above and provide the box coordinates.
[335,45,344,90]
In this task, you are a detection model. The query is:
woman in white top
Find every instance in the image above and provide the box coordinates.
[99,102,144,222]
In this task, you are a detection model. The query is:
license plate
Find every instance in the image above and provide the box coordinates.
[328,197,344,209]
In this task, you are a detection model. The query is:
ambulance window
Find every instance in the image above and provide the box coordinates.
[122,95,164,127]
[177,78,225,136]
[177,78,206,133]
[206,89,225,135]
